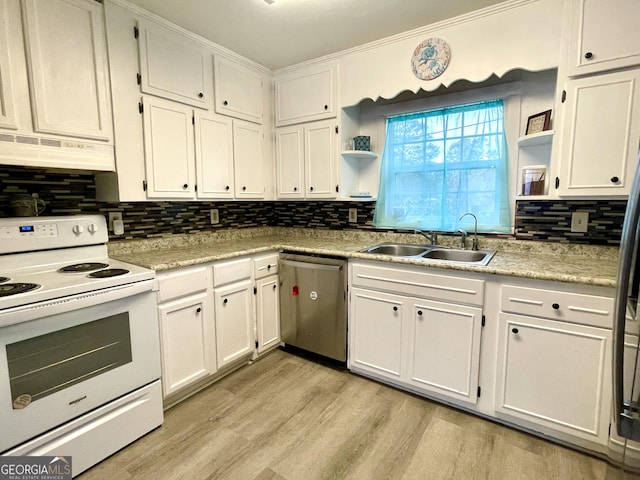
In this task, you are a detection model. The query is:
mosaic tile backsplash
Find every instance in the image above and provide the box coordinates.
[0,166,626,245]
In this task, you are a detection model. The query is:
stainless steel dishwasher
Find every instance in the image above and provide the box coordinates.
[279,253,347,362]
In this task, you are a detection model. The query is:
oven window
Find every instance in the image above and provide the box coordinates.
[6,313,132,408]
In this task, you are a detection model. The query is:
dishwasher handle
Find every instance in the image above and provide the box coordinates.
[280,259,344,272]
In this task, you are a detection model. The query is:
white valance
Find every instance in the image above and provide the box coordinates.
[339,0,563,107]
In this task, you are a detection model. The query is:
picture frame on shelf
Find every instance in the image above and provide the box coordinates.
[521,165,546,196]
[525,110,552,135]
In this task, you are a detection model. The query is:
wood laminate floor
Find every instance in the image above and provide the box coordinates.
[80,349,624,480]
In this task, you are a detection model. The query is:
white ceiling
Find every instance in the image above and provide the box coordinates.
[125,0,507,70]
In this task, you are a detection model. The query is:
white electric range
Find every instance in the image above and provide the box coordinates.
[0,215,163,477]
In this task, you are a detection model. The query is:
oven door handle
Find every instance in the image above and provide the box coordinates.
[0,279,154,328]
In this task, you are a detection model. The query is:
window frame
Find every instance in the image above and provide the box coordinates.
[370,82,522,233]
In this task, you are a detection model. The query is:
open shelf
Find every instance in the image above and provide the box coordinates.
[518,130,554,147]
[341,150,378,159]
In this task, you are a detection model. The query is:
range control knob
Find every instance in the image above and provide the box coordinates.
[87,223,98,234]
[72,224,84,235]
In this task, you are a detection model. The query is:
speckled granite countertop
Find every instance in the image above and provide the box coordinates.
[108,227,619,287]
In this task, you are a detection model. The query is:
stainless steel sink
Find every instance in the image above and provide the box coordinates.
[361,243,430,257]
[360,243,495,265]
[422,248,495,265]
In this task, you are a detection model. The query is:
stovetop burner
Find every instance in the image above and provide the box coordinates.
[0,277,10,284]
[58,262,110,273]
[0,283,41,297]
[87,268,130,278]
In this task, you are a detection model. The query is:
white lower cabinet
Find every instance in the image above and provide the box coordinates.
[156,266,215,398]
[349,261,485,406]
[407,300,482,403]
[494,281,614,447]
[158,292,215,397]
[255,275,280,353]
[156,254,280,402]
[495,312,611,444]
[212,257,255,368]
[349,261,615,451]
[253,254,280,355]
[350,288,404,380]
[214,279,253,368]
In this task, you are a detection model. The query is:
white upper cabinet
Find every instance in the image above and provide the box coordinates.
[21,0,112,141]
[137,19,212,108]
[214,56,263,124]
[305,120,337,198]
[141,96,261,201]
[275,125,304,198]
[275,61,337,126]
[567,0,640,76]
[0,0,114,171]
[0,1,17,130]
[556,69,640,196]
[276,119,337,199]
[142,95,195,198]
[195,111,234,199]
[233,120,264,198]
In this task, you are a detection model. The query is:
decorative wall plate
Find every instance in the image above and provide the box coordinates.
[411,38,451,80]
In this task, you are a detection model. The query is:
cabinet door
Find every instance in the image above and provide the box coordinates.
[0,1,17,130]
[495,313,611,444]
[22,0,112,141]
[215,280,253,368]
[137,19,212,108]
[305,119,337,198]
[214,56,262,124]
[255,275,280,354]
[568,0,640,76]
[275,61,337,126]
[195,111,234,199]
[142,96,195,198]
[406,300,482,404]
[158,292,215,397]
[233,120,264,198]
[275,125,304,198]
[557,69,640,196]
[349,288,404,381]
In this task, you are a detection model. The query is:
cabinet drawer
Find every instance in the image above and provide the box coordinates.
[500,284,613,329]
[157,266,209,303]
[213,258,251,287]
[351,263,484,307]
[253,254,279,279]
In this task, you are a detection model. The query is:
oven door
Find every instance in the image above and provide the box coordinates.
[0,282,160,453]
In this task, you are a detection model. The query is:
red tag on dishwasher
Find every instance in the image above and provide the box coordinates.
[292,285,299,296]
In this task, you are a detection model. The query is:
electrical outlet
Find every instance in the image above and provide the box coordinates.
[108,212,122,232]
[570,211,589,233]
[210,208,219,224]
[348,208,358,223]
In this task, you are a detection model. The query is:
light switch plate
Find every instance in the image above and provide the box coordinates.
[570,211,589,233]
[210,209,219,224]
[349,208,358,223]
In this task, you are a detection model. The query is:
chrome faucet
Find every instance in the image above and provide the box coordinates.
[459,213,478,251]
[458,229,467,249]
[415,229,437,245]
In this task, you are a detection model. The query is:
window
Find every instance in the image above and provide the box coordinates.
[373,99,511,233]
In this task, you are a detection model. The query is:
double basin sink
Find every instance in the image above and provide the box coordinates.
[360,243,495,266]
